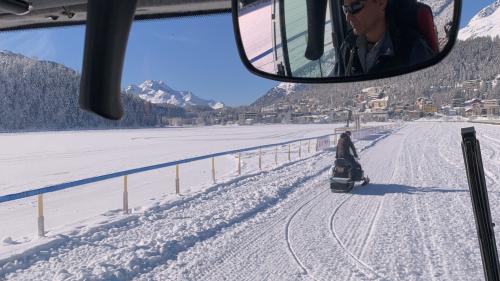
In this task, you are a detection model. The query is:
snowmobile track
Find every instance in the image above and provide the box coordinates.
[284,188,330,281]
[329,189,387,280]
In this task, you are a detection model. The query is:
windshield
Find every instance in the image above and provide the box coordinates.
[1,4,500,280]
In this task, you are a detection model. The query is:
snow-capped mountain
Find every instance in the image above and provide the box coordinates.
[124,80,224,109]
[458,0,500,40]
[251,82,305,107]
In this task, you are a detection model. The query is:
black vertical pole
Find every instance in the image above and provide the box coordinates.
[278,0,292,76]
[461,127,500,281]
[79,0,137,120]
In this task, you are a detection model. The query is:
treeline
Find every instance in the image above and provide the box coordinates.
[0,51,185,131]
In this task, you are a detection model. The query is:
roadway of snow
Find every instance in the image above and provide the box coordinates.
[2,122,499,280]
[1,123,384,257]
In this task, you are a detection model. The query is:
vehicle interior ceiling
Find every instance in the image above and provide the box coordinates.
[0,0,231,31]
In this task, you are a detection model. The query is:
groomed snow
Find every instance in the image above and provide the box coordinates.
[1,122,498,280]
[1,123,388,257]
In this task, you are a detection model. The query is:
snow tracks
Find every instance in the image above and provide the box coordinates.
[3,122,491,280]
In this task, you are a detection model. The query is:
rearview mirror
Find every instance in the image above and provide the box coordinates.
[232,0,462,83]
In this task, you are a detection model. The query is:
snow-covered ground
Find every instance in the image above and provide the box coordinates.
[1,121,499,280]
[1,123,386,256]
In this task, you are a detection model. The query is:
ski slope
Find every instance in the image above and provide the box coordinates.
[1,122,499,280]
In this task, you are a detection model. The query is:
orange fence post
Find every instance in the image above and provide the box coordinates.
[299,141,302,158]
[212,157,216,183]
[123,175,129,214]
[37,194,45,237]
[238,153,241,175]
[275,146,278,165]
[175,164,180,194]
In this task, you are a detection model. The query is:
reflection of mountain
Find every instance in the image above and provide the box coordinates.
[124,80,224,110]
[459,0,500,40]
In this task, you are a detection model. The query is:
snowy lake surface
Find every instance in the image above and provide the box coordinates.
[1,121,499,280]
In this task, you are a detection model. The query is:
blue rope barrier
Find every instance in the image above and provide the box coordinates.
[0,133,335,203]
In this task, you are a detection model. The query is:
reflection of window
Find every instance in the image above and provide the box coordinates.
[276,0,336,78]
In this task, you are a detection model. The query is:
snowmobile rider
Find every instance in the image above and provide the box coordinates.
[334,0,434,76]
[336,131,361,172]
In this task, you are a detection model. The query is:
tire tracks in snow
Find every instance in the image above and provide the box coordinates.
[1,151,336,281]
[329,191,387,280]
[327,129,403,280]
[284,188,333,281]
[282,129,397,281]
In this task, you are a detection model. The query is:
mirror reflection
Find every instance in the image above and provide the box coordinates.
[237,0,457,78]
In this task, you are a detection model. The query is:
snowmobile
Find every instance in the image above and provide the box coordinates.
[330,158,370,192]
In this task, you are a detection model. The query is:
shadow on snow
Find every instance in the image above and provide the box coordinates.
[352,184,468,196]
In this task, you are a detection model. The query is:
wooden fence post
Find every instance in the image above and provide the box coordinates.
[211,157,216,183]
[259,148,262,170]
[37,194,44,237]
[123,175,128,214]
[275,146,278,165]
[175,164,180,195]
[238,153,241,175]
[299,141,302,158]
[288,144,291,161]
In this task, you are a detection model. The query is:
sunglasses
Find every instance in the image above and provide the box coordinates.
[342,0,367,15]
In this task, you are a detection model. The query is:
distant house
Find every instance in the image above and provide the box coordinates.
[369,96,389,110]
[483,99,500,116]
[462,79,481,92]
[454,107,466,117]
[362,86,385,100]
[465,107,475,118]
[465,98,481,107]
[416,97,432,109]
[260,104,276,114]
[371,111,389,122]
[422,104,437,114]
[452,97,465,108]
[238,112,259,125]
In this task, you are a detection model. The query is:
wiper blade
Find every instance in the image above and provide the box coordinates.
[461,126,500,281]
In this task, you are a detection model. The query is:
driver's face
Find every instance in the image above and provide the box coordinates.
[343,0,386,36]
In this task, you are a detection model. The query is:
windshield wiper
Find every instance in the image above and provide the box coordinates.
[462,127,500,281]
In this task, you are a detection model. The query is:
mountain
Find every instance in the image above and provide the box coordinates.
[458,0,500,40]
[250,82,306,107]
[124,80,224,110]
[0,51,185,131]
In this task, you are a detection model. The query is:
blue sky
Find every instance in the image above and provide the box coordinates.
[0,1,494,106]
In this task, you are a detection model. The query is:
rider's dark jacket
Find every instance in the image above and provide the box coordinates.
[336,134,358,160]
[335,27,434,76]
